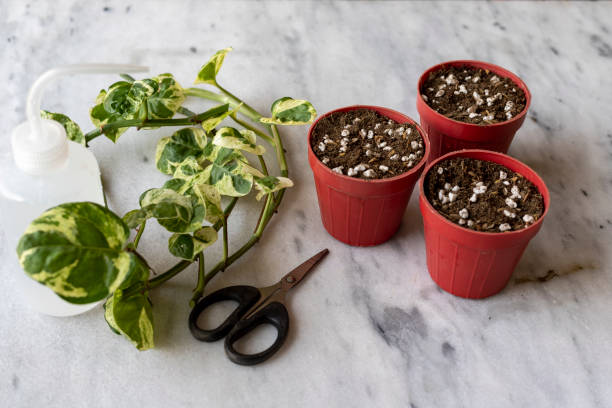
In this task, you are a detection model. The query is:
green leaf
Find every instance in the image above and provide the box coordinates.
[16,202,145,304]
[212,127,265,155]
[194,47,232,85]
[91,74,185,143]
[253,176,294,200]
[172,156,204,180]
[104,290,154,350]
[260,97,317,125]
[192,184,223,223]
[90,89,129,143]
[146,74,185,119]
[122,209,148,229]
[198,103,232,132]
[155,127,207,175]
[40,111,85,146]
[137,188,200,233]
[202,159,253,197]
[168,226,217,260]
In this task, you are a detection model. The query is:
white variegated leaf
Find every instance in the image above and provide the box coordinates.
[212,127,265,155]
[260,97,317,125]
[253,176,294,200]
[194,47,232,85]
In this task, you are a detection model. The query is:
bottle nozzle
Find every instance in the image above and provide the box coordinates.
[14,64,149,174]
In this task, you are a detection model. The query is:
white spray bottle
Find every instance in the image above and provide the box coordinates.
[0,64,148,316]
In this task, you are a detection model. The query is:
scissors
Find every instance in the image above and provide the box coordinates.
[189,249,329,366]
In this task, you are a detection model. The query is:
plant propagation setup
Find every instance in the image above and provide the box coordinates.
[16,48,316,350]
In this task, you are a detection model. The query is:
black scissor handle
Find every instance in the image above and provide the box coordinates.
[224,301,290,366]
[189,285,261,342]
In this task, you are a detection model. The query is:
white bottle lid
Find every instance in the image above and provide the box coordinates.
[11,64,149,175]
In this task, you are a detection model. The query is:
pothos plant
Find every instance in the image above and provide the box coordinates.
[16,47,316,350]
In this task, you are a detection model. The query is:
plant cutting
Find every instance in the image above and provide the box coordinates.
[419,149,550,299]
[307,106,429,246]
[15,47,317,350]
[416,60,531,161]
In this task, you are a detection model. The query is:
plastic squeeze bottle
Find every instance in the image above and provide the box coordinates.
[0,64,148,316]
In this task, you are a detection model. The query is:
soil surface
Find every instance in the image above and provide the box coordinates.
[421,65,527,125]
[425,157,544,232]
[311,109,425,179]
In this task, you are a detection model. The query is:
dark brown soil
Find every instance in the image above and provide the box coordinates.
[310,109,425,179]
[425,158,544,232]
[421,65,527,125]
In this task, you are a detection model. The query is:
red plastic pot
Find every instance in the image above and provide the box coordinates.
[308,105,430,246]
[416,60,531,161]
[419,149,550,299]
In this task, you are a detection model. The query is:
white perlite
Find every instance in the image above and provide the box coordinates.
[374,123,382,130]
[378,141,387,148]
[411,140,419,149]
[503,209,516,218]
[365,150,372,157]
[445,74,458,85]
[353,117,361,123]
[469,194,478,202]
[448,192,457,202]
[390,154,399,160]
[504,101,514,112]
[469,112,479,119]
[339,146,347,153]
[363,169,376,178]
[483,114,494,121]
[473,182,487,194]
[437,167,444,174]
[332,166,343,174]
[505,198,517,208]
[354,164,367,172]
[467,220,474,227]
[451,185,460,192]
[499,223,511,232]
[444,183,451,191]
[499,171,507,179]
[379,165,389,173]
[473,91,484,105]
[490,75,500,84]
[318,143,325,152]
[322,157,329,164]
[347,168,357,177]
[458,219,466,225]
[459,208,469,219]
[367,130,374,139]
[523,214,534,223]
[383,146,392,152]
[422,95,428,102]
[359,129,367,137]
[435,89,445,97]
[401,156,410,162]
[510,185,521,199]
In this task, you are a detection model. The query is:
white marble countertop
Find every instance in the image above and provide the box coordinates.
[2,1,612,407]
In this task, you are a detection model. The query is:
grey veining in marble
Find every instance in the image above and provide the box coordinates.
[1,1,612,407]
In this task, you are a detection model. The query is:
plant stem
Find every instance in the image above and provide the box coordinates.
[270,125,288,177]
[133,221,146,249]
[178,106,196,117]
[221,214,228,270]
[258,155,269,175]
[147,260,191,290]
[230,113,274,145]
[215,83,263,122]
[184,87,261,123]
[190,253,206,307]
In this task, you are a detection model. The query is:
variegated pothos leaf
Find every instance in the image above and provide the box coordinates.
[40,111,85,146]
[168,226,218,260]
[104,290,154,350]
[16,202,146,304]
[260,97,317,125]
[194,47,232,85]
[155,127,207,175]
[212,127,265,155]
[253,176,294,200]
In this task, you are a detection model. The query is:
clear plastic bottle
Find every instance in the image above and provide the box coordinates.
[0,64,148,316]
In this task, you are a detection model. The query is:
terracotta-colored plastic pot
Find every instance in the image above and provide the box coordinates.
[308,105,430,246]
[419,149,549,298]
[416,60,531,161]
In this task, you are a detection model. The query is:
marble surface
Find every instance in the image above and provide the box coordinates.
[1,1,612,407]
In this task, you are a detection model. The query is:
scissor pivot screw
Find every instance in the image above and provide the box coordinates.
[286,276,295,283]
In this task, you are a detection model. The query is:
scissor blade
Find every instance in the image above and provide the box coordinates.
[281,249,329,291]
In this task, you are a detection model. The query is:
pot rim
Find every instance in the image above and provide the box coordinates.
[416,60,532,129]
[307,105,430,184]
[418,149,550,237]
